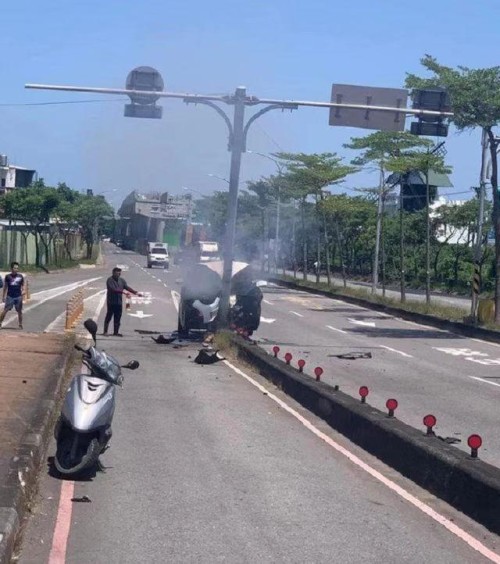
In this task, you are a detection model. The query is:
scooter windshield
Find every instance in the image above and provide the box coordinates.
[89,348,123,384]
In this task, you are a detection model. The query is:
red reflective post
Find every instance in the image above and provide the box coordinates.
[359,386,369,404]
[272,346,280,358]
[468,434,482,459]
[314,367,323,381]
[386,398,398,417]
[423,414,437,436]
[297,359,306,372]
[284,352,293,365]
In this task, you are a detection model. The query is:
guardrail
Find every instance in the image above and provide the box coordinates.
[65,289,84,331]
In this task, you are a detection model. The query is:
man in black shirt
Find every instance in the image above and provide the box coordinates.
[0,262,25,329]
[103,267,142,336]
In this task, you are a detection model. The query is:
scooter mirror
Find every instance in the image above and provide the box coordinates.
[83,319,98,344]
[122,360,140,370]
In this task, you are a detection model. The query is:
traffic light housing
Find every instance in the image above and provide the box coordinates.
[410,88,450,137]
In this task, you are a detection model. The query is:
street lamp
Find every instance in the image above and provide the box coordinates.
[247,151,284,273]
[26,73,452,327]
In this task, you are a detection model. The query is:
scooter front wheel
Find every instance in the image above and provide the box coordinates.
[55,435,101,476]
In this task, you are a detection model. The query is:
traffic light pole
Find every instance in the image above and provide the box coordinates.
[25,80,454,327]
[218,87,246,326]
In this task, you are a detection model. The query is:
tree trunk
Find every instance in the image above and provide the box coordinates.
[34,231,41,267]
[301,201,307,281]
[316,231,321,284]
[399,184,406,303]
[372,168,385,294]
[486,129,500,322]
[335,222,347,288]
[425,170,431,305]
[323,213,331,286]
[261,208,266,273]
[381,196,387,297]
[86,240,93,260]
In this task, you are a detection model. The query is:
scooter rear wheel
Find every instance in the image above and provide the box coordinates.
[55,436,101,476]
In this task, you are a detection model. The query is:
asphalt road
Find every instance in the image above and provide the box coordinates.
[256,284,500,467]
[15,247,500,563]
[278,269,472,310]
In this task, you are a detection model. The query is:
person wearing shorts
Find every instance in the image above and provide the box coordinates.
[0,262,25,329]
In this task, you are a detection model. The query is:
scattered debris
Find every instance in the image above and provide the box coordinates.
[152,334,176,344]
[438,436,461,445]
[328,352,372,360]
[194,349,225,365]
[71,495,91,503]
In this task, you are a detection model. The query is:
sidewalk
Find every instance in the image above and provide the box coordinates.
[0,330,75,563]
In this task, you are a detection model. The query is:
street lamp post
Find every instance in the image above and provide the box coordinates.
[26,76,452,327]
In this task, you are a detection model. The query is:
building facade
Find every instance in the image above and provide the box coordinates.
[0,155,36,195]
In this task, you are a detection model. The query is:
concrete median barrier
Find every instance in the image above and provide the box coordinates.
[232,335,500,535]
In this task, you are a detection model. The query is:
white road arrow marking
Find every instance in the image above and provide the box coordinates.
[128,310,153,319]
[348,318,376,327]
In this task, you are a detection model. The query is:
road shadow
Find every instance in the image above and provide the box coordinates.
[346,327,463,340]
[47,456,103,482]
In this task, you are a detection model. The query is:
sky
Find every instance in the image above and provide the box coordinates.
[1,0,499,209]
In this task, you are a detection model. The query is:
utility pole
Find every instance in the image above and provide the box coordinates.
[471,129,489,320]
[399,182,406,303]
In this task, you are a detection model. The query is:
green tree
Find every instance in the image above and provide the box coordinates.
[386,148,452,303]
[76,195,114,259]
[275,153,357,283]
[406,55,500,318]
[344,131,433,294]
[2,181,62,267]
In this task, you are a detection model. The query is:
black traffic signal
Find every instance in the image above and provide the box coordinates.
[410,88,450,137]
[124,66,164,120]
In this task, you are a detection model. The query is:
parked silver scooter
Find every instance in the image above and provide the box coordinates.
[54,319,139,476]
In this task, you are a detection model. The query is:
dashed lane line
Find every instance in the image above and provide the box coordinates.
[326,325,347,335]
[379,345,414,359]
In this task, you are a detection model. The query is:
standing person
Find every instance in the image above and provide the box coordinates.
[103,267,142,337]
[0,262,25,330]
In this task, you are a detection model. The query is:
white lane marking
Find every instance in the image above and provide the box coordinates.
[326,325,347,334]
[44,290,106,332]
[93,292,107,322]
[3,278,102,328]
[434,347,488,357]
[470,337,500,350]
[290,311,304,318]
[171,290,180,313]
[348,318,376,327]
[128,310,153,319]
[30,277,102,300]
[260,317,276,324]
[469,376,500,388]
[263,299,274,305]
[223,359,500,564]
[380,345,414,359]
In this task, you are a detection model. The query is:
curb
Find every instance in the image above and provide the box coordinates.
[232,335,500,535]
[269,276,500,345]
[0,336,76,564]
